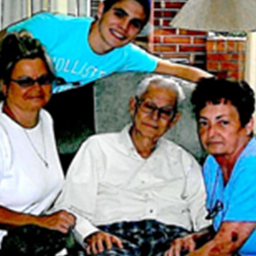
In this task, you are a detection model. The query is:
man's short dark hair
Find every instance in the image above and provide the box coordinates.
[103,0,151,27]
[191,77,255,127]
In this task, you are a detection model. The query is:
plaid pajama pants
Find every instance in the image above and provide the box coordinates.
[0,222,242,256]
[85,219,190,256]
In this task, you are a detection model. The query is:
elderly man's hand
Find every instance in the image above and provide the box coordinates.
[164,234,197,256]
[85,231,123,255]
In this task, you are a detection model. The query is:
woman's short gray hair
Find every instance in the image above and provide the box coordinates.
[135,75,186,103]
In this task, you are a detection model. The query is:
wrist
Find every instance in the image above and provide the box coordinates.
[194,226,215,249]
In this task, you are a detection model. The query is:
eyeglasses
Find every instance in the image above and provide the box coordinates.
[205,200,223,220]
[10,74,55,88]
[136,96,175,120]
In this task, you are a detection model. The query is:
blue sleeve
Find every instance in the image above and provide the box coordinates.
[7,12,60,52]
[119,43,159,73]
[224,156,256,222]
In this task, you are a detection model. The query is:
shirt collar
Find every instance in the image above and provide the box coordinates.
[118,123,163,158]
[119,124,136,154]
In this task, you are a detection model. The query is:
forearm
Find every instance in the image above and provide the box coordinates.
[188,238,235,256]
[189,222,255,256]
[155,59,213,82]
[0,206,38,230]
[193,226,215,249]
[175,64,213,83]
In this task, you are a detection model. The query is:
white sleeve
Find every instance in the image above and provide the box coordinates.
[185,155,212,231]
[0,125,12,180]
[52,137,101,245]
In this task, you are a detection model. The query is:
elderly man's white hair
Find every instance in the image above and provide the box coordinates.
[135,75,186,103]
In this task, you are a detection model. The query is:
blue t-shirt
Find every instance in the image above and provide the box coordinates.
[7,12,158,93]
[203,137,256,256]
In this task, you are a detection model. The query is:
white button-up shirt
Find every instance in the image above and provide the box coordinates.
[54,125,210,244]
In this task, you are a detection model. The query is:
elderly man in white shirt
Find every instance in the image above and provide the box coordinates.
[54,75,210,256]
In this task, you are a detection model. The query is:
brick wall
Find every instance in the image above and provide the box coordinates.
[151,0,207,69]
[150,0,246,80]
[206,37,246,80]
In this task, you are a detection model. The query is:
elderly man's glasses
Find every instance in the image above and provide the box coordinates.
[136,96,175,120]
[10,74,54,88]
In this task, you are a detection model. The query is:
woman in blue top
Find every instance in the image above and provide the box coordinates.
[165,78,256,256]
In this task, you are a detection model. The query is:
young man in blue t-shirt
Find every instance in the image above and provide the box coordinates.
[4,0,212,93]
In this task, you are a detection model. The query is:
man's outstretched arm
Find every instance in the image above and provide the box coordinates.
[155,58,213,83]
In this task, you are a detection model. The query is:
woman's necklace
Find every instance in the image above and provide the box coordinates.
[3,104,49,168]
[23,124,49,168]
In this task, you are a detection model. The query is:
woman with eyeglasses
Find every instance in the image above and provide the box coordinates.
[0,31,75,248]
[165,78,256,256]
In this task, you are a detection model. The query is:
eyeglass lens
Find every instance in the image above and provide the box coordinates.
[137,98,174,120]
[10,74,54,88]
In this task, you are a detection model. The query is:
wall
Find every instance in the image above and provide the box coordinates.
[152,0,207,69]
[0,0,90,29]
[206,37,246,80]
[150,0,247,80]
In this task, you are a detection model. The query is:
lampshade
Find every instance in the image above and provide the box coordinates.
[170,0,256,32]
